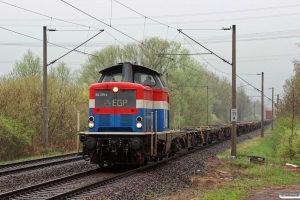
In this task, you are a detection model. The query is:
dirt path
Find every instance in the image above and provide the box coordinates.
[153,159,300,200]
[247,184,300,200]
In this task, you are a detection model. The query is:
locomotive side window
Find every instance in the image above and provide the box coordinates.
[141,74,156,86]
[134,73,142,84]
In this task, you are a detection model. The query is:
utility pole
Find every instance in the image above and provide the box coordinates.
[43,26,48,150]
[271,87,274,130]
[231,25,237,157]
[261,72,264,137]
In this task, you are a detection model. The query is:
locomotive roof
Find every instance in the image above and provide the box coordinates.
[99,62,162,76]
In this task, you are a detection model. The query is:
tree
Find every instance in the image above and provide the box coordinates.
[80,45,123,85]
[80,37,211,127]
[49,62,73,84]
[273,46,300,160]
[11,49,42,78]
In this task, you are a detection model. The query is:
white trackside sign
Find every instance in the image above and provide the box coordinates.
[230,108,237,122]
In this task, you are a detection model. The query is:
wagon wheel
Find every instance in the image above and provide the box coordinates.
[98,163,104,168]
[143,157,149,166]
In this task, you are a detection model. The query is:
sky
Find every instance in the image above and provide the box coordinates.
[1,0,300,108]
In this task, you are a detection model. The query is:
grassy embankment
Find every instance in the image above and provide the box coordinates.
[199,129,300,200]
[154,129,300,200]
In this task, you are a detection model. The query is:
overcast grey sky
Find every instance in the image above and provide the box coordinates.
[1,0,300,107]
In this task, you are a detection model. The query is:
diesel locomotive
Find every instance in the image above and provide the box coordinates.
[79,62,268,167]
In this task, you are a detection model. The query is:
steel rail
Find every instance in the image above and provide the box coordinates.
[0,125,269,199]
[0,152,78,168]
[0,168,101,199]
[0,157,82,177]
[47,126,267,200]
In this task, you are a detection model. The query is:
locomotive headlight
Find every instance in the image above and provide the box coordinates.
[136,122,142,128]
[112,86,119,93]
[88,121,94,128]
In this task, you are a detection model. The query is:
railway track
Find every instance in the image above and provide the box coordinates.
[19,134,239,199]
[0,134,226,200]
[46,138,230,200]
[0,153,81,177]
[48,126,270,199]
[0,167,118,200]
[1,126,269,199]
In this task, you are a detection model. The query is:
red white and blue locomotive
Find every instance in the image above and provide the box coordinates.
[80,62,176,166]
[79,62,266,167]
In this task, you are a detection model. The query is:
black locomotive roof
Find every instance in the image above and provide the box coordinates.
[99,62,162,76]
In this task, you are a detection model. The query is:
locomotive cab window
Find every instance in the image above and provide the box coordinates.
[141,74,156,86]
[101,73,122,82]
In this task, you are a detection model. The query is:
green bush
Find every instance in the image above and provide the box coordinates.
[273,117,300,161]
[0,115,34,161]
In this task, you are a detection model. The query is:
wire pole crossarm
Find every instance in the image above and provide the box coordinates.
[178,29,232,65]
[157,53,212,56]
[0,27,96,57]
[47,30,103,66]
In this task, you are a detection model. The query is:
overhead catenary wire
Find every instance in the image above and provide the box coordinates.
[114,0,177,30]
[2,2,300,22]
[237,75,273,102]
[61,0,174,61]
[178,29,232,66]
[48,30,104,66]
[61,0,144,46]
[0,26,96,57]
[0,0,102,30]
[178,30,231,76]
[104,31,126,46]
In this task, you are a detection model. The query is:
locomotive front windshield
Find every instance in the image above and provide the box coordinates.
[98,63,167,89]
[101,73,122,82]
[101,72,156,86]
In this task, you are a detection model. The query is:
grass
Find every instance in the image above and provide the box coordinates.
[217,129,300,165]
[201,189,247,200]
[199,128,300,199]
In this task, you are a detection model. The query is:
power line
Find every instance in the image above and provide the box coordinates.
[4,11,298,28]
[48,29,101,31]
[61,0,141,45]
[61,0,173,61]
[104,30,126,46]
[0,1,102,30]
[157,53,212,56]
[2,3,300,21]
[0,27,96,57]
[114,0,177,30]
[180,28,225,30]
[236,75,272,101]
[180,34,231,76]
[179,29,232,65]
[48,30,103,66]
